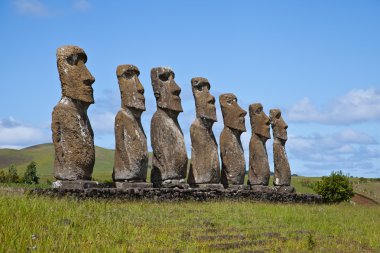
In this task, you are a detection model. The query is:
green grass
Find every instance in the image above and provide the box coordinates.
[0,194,379,252]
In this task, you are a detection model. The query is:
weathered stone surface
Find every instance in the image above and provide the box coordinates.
[52,180,101,189]
[188,77,221,186]
[31,188,321,203]
[160,179,189,189]
[248,103,271,186]
[150,67,188,187]
[115,182,153,189]
[270,109,291,186]
[219,93,247,187]
[52,45,95,180]
[274,185,295,193]
[227,185,251,190]
[190,184,224,190]
[250,185,275,192]
[113,64,148,182]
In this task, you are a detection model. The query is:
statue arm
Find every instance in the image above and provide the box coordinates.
[114,112,129,166]
[52,107,65,165]
[150,116,167,169]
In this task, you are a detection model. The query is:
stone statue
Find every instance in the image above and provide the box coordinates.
[52,45,96,184]
[270,109,294,192]
[113,65,151,188]
[219,93,247,188]
[248,103,271,187]
[150,67,188,188]
[187,77,222,189]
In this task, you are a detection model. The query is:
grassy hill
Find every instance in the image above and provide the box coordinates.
[0,143,115,181]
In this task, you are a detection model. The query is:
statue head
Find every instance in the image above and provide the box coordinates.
[191,77,217,122]
[269,109,288,141]
[151,67,182,112]
[219,93,247,132]
[116,64,145,112]
[56,45,95,104]
[249,103,270,140]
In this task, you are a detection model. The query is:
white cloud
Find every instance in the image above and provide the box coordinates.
[89,111,115,135]
[287,88,380,124]
[73,0,91,12]
[286,129,380,177]
[0,117,50,149]
[12,0,51,17]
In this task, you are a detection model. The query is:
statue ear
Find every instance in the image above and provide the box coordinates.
[154,91,160,100]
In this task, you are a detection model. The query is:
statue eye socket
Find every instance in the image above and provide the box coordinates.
[196,85,203,91]
[66,53,86,66]
[159,72,170,82]
[276,113,281,119]
[66,54,79,65]
[122,71,134,79]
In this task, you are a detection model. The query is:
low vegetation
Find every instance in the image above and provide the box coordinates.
[0,194,379,252]
[313,171,354,203]
[0,162,39,185]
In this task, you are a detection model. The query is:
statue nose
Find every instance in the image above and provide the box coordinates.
[239,107,247,117]
[82,67,95,85]
[84,76,95,86]
[137,79,144,94]
[172,81,181,96]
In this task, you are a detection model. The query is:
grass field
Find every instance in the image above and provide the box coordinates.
[1,144,380,252]
[0,194,379,252]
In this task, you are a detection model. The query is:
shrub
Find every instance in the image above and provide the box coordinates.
[313,171,354,203]
[23,161,39,184]
[0,170,6,183]
[7,165,20,183]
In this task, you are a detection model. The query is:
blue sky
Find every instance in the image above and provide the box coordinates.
[0,0,379,177]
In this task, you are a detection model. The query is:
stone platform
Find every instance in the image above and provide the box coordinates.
[30,187,322,203]
[115,182,153,189]
[52,180,103,190]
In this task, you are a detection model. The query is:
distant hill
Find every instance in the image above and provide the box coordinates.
[0,143,116,181]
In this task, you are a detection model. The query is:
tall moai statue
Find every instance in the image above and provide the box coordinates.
[248,103,271,188]
[187,77,222,189]
[150,67,188,188]
[219,93,247,188]
[270,109,294,193]
[52,45,96,187]
[113,65,152,188]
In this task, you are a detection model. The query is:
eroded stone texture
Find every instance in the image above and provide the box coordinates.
[219,93,247,187]
[150,67,188,187]
[187,77,221,186]
[270,109,291,186]
[248,103,271,186]
[113,65,149,183]
[52,45,95,180]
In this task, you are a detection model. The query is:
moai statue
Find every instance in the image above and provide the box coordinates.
[52,45,97,189]
[248,103,271,190]
[187,77,223,189]
[270,109,294,193]
[150,67,188,188]
[113,65,152,189]
[219,93,248,189]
